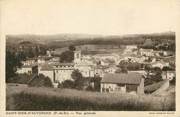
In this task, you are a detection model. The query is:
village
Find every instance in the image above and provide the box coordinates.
[14,39,175,95]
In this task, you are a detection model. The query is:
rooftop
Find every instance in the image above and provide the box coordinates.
[21,64,38,68]
[53,63,75,66]
[101,73,142,85]
[40,64,53,71]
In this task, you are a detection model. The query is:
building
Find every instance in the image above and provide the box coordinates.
[139,48,154,57]
[21,58,37,66]
[38,64,54,82]
[53,63,75,83]
[104,65,119,74]
[129,70,147,76]
[74,50,82,64]
[92,53,119,64]
[37,56,53,64]
[38,63,75,85]
[162,71,175,81]
[151,61,170,69]
[100,73,144,94]
[126,45,137,50]
[16,64,38,74]
[124,45,138,54]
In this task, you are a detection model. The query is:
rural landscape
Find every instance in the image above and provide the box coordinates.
[6,32,175,111]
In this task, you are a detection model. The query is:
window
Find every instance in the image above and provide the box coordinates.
[106,88,109,92]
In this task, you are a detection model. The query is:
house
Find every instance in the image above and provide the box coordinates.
[92,53,119,64]
[139,48,154,57]
[129,70,147,76]
[21,58,37,66]
[48,57,60,64]
[100,73,144,94]
[162,51,174,57]
[100,59,110,66]
[126,45,137,50]
[16,64,38,74]
[37,56,53,64]
[162,71,175,81]
[104,65,119,74]
[124,45,138,54]
[151,61,170,69]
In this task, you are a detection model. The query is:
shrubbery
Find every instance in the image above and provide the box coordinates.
[6,73,33,84]
[28,74,53,87]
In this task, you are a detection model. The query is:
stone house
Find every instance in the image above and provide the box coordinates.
[100,73,144,94]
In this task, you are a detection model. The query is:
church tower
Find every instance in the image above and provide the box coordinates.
[74,50,81,64]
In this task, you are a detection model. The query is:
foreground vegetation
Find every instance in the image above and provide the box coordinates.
[6,84,175,111]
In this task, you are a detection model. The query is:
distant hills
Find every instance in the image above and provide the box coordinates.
[6,32,175,48]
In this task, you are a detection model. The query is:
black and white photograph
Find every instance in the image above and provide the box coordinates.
[1,0,179,114]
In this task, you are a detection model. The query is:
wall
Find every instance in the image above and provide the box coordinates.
[100,83,126,93]
[137,78,144,94]
[54,69,73,83]
[16,67,32,74]
[39,70,54,83]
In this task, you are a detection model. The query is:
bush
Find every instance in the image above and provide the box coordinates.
[7,73,33,84]
[61,80,75,88]
[28,74,53,87]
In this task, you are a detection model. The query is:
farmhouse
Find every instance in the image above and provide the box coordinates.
[100,73,144,94]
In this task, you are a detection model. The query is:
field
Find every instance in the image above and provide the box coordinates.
[6,83,175,111]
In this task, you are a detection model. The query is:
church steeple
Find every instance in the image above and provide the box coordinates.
[74,50,81,64]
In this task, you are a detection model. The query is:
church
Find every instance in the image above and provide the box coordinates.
[38,50,96,87]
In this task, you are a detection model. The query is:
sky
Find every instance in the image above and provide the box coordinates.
[1,0,179,35]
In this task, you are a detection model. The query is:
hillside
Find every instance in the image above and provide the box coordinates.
[6,84,175,111]
[6,32,175,48]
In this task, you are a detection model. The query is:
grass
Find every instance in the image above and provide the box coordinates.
[144,80,168,93]
[6,84,175,111]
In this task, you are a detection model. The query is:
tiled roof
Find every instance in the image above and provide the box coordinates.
[21,64,37,68]
[101,73,142,85]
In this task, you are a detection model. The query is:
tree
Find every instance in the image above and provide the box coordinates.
[121,65,128,73]
[6,51,22,82]
[92,76,102,91]
[60,50,74,63]
[27,48,35,58]
[28,74,53,87]
[162,66,173,71]
[115,68,121,73]
[60,45,76,63]
[71,70,83,89]
[69,45,76,51]
[142,39,154,49]
[144,64,152,78]
[61,80,75,88]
